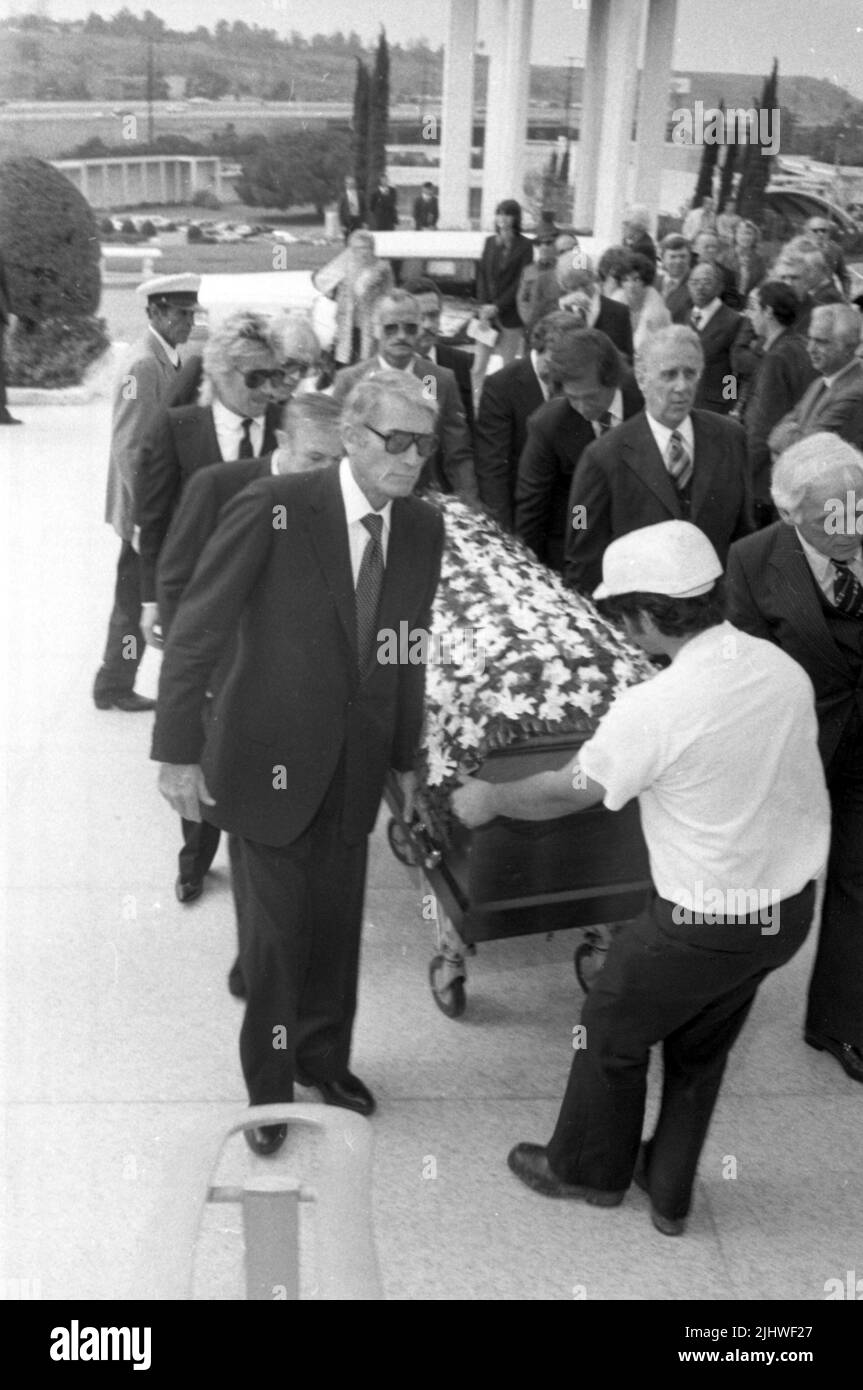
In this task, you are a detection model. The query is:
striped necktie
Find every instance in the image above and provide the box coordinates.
[355,513,385,671]
[831,559,863,618]
[666,430,693,490]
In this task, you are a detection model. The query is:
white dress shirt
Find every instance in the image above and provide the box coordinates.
[796,530,863,604]
[340,456,392,584]
[147,323,181,368]
[530,349,552,401]
[690,297,723,331]
[592,387,624,437]
[578,622,830,910]
[212,399,265,461]
[645,412,695,472]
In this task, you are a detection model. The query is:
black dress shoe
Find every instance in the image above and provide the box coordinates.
[297,1072,376,1116]
[94,692,156,712]
[175,876,203,904]
[0,412,22,424]
[507,1143,625,1204]
[244,1124,287,1156]
[227,959,246,998]
[805,1030,863,1083]
[632,1142,686,1236]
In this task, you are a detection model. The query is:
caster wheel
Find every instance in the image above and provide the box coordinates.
[574,942,607,994]
[387,816,418,867]
[429,954,466,1018]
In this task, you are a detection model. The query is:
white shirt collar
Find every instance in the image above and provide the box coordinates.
[211,398,265,452]
[691,297,722,328]
[823,358,857,390]
[147,323,180,368]
[530,349,551,400]
[339,455,393,533]
[796,529,863,591]
[592,387,624,436]
[377,354,417,374]
[645,411,695,463]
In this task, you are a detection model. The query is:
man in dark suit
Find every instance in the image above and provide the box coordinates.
[805,217,851,296]
[740,280,816,525]
[657,234,693,324]
[692,230,742,309]
[368,174,398,231]
[556,264,634,362]
[769,303,863,458]
[157,392,344,985]
[564,325,753,594]
[726,433,863,1084]
[473,311,570,530]
[515,328,644,570]
[94,272,200,714]
[153,370,444,1151]
[332,289,479,506]
[338,175,366,240]
[136,309,285,638]
[413,182,439,230]
[0,247,21,426]
[403,275,475,431]
[688,263,744,415]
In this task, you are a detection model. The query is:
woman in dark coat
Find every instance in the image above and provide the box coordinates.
[472,198,534,399]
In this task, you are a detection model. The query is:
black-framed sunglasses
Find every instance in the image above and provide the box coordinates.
[281,359,314,379]
[242,367,287,389]
[365,424,436,458]
[380,321,419,337]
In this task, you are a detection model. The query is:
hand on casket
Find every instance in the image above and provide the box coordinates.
[451,774,496,829]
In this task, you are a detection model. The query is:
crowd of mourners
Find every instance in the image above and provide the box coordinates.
[88,183,863,1228]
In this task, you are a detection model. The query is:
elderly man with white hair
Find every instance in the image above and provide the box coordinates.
[556,262,634,361]
[726,432,863,1083]
[768,303,863,457]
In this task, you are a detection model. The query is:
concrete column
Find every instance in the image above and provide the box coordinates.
[439,0,478,228]
[591,0,642,246]
[160,159,167,203]
[121,160,130,206]
[78,162,88,203]
[482,0,534,228]
[633,0,677,229]
[573,0,610,230]
[214,159,223,200]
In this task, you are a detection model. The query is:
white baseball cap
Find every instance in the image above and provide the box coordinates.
[593,520,723,600]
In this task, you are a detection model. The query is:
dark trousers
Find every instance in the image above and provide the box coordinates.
[178,817,221,883]
[546,883,815,1221]
[229,765,368,1104]
[807,724,863,1047]
[93,539,144,699]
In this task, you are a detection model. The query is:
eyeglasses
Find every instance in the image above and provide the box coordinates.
[365,424,436,458]
[380,322,419,337]
[242,367,288,389]
[281,360,313,380]
[809,225,831,233]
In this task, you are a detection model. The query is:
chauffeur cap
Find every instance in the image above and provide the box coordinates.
[594,520,723,600]
[136,272,201,307]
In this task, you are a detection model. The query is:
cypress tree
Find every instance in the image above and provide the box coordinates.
[366,28,390,204]
[737,60,778,224]
[351,57,370,195]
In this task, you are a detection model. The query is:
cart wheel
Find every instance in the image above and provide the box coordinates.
[574,942,608,994]
[429,954,467,1018]
[387,817,419,867]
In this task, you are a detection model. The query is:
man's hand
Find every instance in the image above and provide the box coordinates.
[451,774,497,828]
[141,601,163,649]
[158,763,216,822]
[395,769,418,823]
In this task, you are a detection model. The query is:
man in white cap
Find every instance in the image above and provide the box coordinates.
[93,272,200,712]
[453,520,830,1236]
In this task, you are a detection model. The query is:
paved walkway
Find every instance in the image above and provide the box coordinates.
[1,400,860,1302]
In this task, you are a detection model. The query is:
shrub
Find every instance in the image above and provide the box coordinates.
[99,216,115,236]
[138,219,157,238]
[186,223,204,242]
[191,187,221,210]
[6,314,110,388]
[121,218,136,234]
[0,155,101,329]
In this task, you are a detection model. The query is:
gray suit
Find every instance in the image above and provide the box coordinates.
[768,358,863,457]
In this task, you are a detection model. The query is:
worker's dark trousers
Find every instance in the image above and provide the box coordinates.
[546,882,815,1221]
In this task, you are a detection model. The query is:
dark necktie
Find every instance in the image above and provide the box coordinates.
[831,559,863,618]
[237,417,255,459]
[596,410,613,437]
[690,308,702,331]
[666,430,693,490]
[355,513,385,671]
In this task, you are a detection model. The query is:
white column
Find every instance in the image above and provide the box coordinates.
[482,0,534,228]
[591,0,642,246]
[633,0,677,228]
[121,161,130,206]
[159,159,167,203]
[574,0,610,230]
[439,0,478,228]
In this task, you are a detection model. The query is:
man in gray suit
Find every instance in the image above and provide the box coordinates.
[768,304,863,459]
[333,289,480,506]
[93,273,200,712]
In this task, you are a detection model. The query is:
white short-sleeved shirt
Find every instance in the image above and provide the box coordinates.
[577,622,831,910]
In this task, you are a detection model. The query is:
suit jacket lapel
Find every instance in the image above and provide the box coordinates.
[375,499,423,653]
[688,413,715,517]
[768,527,854,680]
[306,468,358,664]
[623,416,681,515]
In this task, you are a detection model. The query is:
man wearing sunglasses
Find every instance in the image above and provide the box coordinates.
[333,289,480,507]
[153,370,444,1153]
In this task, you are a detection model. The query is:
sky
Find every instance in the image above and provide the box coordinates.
[20,0,863,99]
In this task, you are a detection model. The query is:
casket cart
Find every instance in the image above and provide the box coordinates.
[384,730,652,1016]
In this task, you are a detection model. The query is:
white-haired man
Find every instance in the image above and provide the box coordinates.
[564,325,753,593]
[726,433,863,1084]
[455,520,829,1234]
[152,370,444,1152]
[768,304,863,456]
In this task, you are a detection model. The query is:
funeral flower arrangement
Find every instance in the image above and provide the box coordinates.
[414,496,655,839]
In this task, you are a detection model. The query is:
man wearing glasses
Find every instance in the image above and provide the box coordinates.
[153,370,444,1153]
[804,217,851,298]
[769,304,863,458]
[333,289,480,507]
